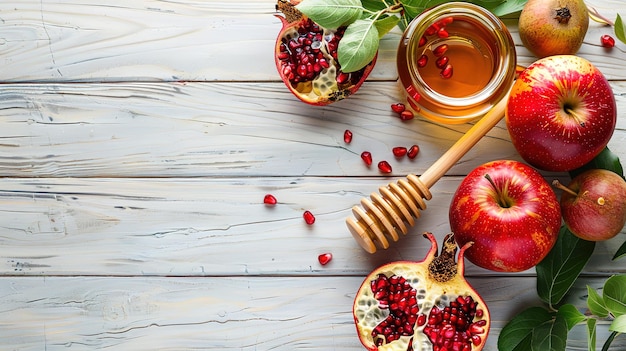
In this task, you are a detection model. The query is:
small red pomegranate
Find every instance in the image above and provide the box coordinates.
[274,0,377,105]
[353,233,489,351]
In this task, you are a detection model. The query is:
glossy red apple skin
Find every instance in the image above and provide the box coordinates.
[506,55,617,172]
[449,160,561,272]
[559,169,626,241]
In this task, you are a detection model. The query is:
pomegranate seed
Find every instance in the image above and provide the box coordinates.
[601,34,615,48]
[438,16,454,27]
[343,129,353,143]
[392,147,408,157]
[378,161,392,173]
[433,44,448,57]
[391,103,406,113]
[441,63,453,79]
[263,194,277,205]
[407,145,420,159]
[425,24,438,36]
[419,35,427,47]
[435,55,449,69]
[361,151,373,166]
[318,253,332,265]
[336,72,349,84]
[417,54,429,67]
[303,210,316,225]
[400,110,414,121]
[437,27,449,38]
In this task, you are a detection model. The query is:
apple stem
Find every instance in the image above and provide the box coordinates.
[484,174,513,208]
[564,105,586,127]
[552,179,578,197]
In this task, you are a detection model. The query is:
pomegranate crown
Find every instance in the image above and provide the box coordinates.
[276,0,303,23]
[425,232,473,283]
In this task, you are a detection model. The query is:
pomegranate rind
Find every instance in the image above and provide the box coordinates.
[353,233,490,351]
[274,2,377,105]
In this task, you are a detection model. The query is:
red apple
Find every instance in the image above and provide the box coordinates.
[449,160,561,272]
[553,169,626,241]
[506,55,617,172]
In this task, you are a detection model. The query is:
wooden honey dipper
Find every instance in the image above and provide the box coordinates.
[346,94,509,253]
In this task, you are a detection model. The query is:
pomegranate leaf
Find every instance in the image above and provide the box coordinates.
[374,15,400,38]
[613,241,626,260]
[602,274,626,317]
[498,306,553,351]
[587,285,610,318]
[531,313,568,351]
[338,19,379,72]
[296,0,363,29]
[615,14,626,45]
[610,314,626,333]
[556,304,585,330]
[536,227,595,307]
[587,318,597,351]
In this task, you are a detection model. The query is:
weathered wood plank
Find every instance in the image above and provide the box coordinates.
[0,275,624,350]
[0,1,624,82]
[0,177,623,277]
[1,81,624,178]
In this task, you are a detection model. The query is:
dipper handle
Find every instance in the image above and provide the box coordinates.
[346,94,509,253]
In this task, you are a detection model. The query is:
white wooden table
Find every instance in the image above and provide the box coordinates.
[0,1,625,350]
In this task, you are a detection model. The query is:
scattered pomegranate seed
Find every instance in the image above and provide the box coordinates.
[263,194,277,205]
[392,147,408,157]
[417,54,429,67]
[391,103,406,113]
[344,129,353,143]
[437,27,449,38]
[601,34,615,48]
[361,151,373,166]
[433,44,448,57]
[435,56,449,69]
[400,110,414,121]
[407,145,420,159]
[441,63,453,79]
[378,161,392,174]
[303,210,316,225]
[318,253,332,265]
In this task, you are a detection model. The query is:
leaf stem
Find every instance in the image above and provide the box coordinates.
[601,331,618,351]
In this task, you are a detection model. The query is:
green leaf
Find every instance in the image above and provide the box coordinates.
[296,0,363,29]
[498,306,553,351]
[337,19,379,72]
[536,227,596,307]
[615,14,626,45]
[603,274,626,317]
[487,0,527,17]
[556,304,585,330]
[610,314,626,333]
[374,15,400,38]
[570,147,624,179]
[613,241,626,260]
[587,317,597,351]
[587,285,610,318]
[531,313,568,351]
[399,0,447,22]
[360,0,386,12]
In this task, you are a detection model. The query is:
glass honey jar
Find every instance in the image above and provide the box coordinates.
[397,2,517,124]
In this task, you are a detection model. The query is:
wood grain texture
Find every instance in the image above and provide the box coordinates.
[0,81,624,178]
[1,276,625,350]
[1,0,625,350]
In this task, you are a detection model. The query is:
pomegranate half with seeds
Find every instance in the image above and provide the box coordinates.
[353,233,489,351]
[274,0,377,105]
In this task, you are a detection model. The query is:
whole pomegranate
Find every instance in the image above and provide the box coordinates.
[353,233,490,351]
[518,0,589,58]
[274,0,376,105]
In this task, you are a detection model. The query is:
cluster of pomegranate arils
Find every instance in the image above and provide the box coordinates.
[370,274,420,346]
[344,128,420,175]
[263,193,331,265]
[417,16,455,79]
[420,295,486,351]
[278,18,358,86]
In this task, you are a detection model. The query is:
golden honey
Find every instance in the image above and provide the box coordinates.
[397,2,516,124]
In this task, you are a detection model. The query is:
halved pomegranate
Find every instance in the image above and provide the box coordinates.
[274,0,377,105]
[353,233,490,351]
